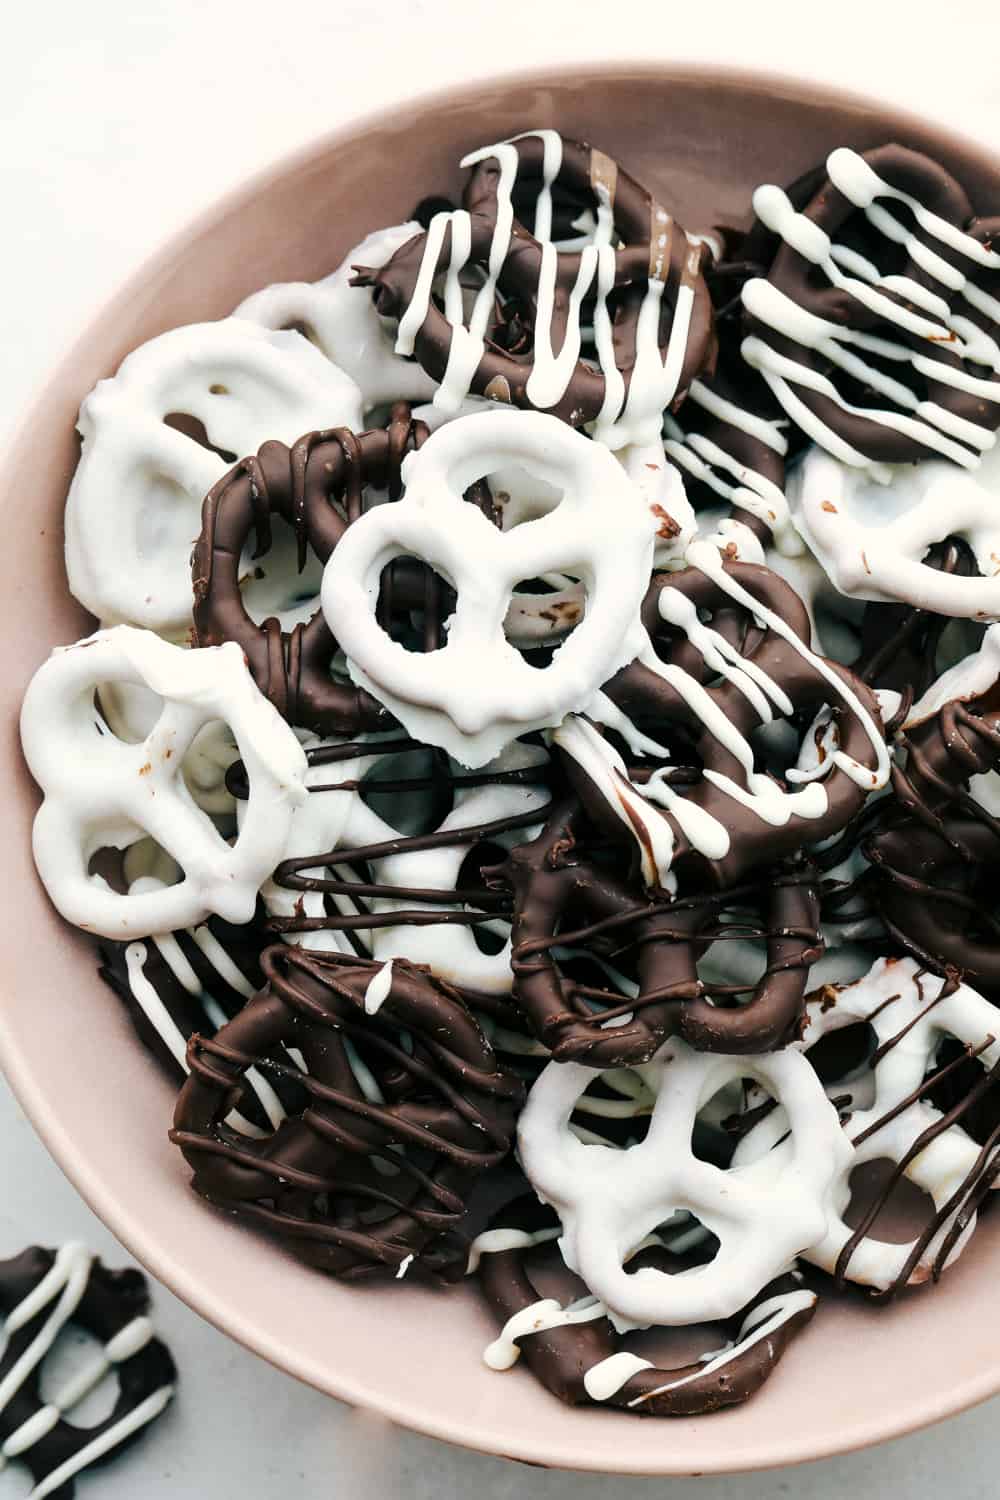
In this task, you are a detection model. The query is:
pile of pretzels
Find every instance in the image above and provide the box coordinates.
[20,126,1000,1419]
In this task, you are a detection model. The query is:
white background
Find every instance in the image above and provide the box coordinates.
[4,1,1000,1495]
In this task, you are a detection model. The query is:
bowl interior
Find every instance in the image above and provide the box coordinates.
[3,63,1000,1476]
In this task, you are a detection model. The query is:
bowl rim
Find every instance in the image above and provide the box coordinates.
[5,54,1000,1475]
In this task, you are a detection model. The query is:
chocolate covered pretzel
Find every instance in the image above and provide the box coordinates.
[0,1244,175,1500]
[192,405,434,735]
[497,800,822,1064]
[741,145,1000,470]
[171,946,523,1281]
[471,1198,816,1416]
[569,552,888,891]
[352,131,716,442]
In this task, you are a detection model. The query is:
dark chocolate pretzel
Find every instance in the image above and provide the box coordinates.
[495,800,822,1065]
[743,144,1000,465]
[865,685,1000,986]
[352,134,716,426]
[0,1245,175,1500]
[474,1197,815,1416]
[590,561,885,889]
[171,946,523,1281]
[192,405,432,735]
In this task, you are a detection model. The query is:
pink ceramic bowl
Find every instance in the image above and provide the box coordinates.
[3,62,1000,1476]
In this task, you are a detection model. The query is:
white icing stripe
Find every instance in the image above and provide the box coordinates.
[467,1226,562,1275]
[827,146,1000,270]
[124,923,283,1136]
[0,1246,92,1423]
[0,1243,173,1495]
[190,926,255,999]
[389,131,698,448]
[28,1384,175,1500]
[552,716,680,890]
[742,147,1000,471]
[363,960,394,1016]
[124,944,189,1071]
[484,1296,605,1371]
[150,930,200,995]
[583,1351,654,1401]
[563,541,887,886]
[688,378,788,455]
[687,540,889,791]
[531,131,563,243]
[623,1287,816,1406]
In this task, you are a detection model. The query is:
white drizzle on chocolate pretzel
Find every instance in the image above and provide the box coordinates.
[742,148,1000,474]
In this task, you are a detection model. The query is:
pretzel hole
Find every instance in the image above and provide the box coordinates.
[844,1159,937,1244]
[505,578,586,668]
[932,1041,1000,1146]
[93,683,148,745]
[933,612,986,676]
[37,1324,120,1426]
[574,1068,655,1148]
[428,262,496,331]
[240,513,324,627]
[695,902,779,1011]
[493,466,565,529]
[162,411,237,465]
[749,718,807,777]
[806,1021,877,1085]
[375,558,452,654]
[457,842,510,956]
[359,747,454,834]
[556,949,643,1043]
[701,1078,779,1167]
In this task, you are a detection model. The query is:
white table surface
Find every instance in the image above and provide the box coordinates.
[4,2,1000,1495]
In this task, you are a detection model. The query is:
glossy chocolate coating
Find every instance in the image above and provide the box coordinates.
[864,687,1000,986]
[744,145,1000,464]
[592,561,885,889]
[191,405,430,735]
[171,946,523,1281]
[497,800,822,1065]
[352,135,716,426]
[0,1248,175,1499]
[476,1197,815,1416]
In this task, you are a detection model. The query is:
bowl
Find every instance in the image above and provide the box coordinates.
[3,60,1000,1476]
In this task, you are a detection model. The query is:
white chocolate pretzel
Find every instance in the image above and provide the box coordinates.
[321,410,660,766]
[235,222,439,409]
[20,628,307,938]
[65,319,363,636]
[517,1037,851,1329]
